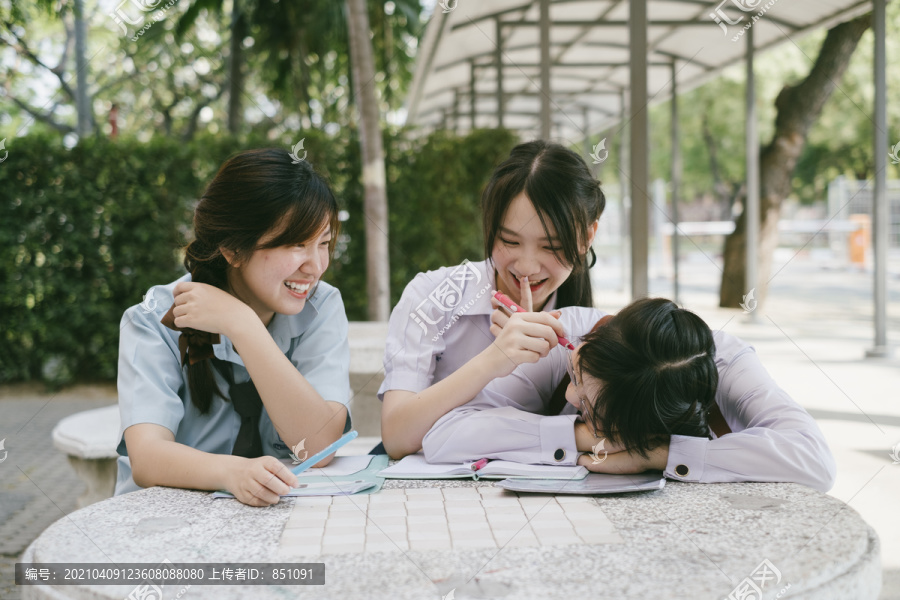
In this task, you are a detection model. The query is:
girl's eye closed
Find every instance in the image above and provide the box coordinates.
[544,246,563,252]
[499,237,518,246]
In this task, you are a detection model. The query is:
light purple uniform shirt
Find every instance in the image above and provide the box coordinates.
[422,328,837,493]
[378,259,568,401]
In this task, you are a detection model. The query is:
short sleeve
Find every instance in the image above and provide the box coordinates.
[116,305,187,454]
[378,273,447,400]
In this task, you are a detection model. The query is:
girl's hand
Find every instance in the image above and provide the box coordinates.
[574,424,627,454]
[171,281,256,339]
[490,274,563,333]
[485,309,569,378]
[224,456,299,507]
[490,296,563,333]
[486,276,569,377]
[576,442,670,474]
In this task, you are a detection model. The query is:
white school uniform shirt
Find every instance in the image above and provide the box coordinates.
[115,273,352,496]
[422,328,837,493]
[378,259,597,400]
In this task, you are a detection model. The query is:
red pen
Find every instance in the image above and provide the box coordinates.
[471,458,489,471]
[492,291,576,350]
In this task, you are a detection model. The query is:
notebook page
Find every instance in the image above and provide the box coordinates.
[377,453,472,478]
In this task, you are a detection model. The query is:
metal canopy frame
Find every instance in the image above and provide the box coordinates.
[405,0,889,357]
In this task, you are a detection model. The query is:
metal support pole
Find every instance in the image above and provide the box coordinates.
[629,0,649,299]
[745,26,760,322]
[469,61,477,130]
[496,18,504,129]
[867,0,890,357]
[539,0,551,139]
[452,89,460,133]
[582,107,592,174]
[670,60,681,304]
[620,90,630,293]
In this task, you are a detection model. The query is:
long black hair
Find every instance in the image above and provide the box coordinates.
[183,148,340,414]
[577,298,719,457]
[482,140,606,308]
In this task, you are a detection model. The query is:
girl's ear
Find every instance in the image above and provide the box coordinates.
[219,247,239,267]
[590,314,614,333]
[582,220,600,254]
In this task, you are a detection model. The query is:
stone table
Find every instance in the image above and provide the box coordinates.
[19,478,880,600]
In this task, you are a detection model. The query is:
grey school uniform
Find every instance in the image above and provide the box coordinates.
[114,273,351,495]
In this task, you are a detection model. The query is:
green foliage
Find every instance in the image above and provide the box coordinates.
[322,127,519,320]
[644,5,900,210]
[385,128,519,308]
[0,134,196,384]
[0,127,516,383]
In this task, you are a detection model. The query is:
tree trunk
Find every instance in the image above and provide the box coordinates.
[227,0,246,134]
[719,15,871,308]
[345,0,391,321]
[73,0,91,136]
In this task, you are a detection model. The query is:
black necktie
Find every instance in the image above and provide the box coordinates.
[211,358,264,458]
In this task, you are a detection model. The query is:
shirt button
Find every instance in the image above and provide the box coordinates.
[553,448,566,462]
[674,464,689,477]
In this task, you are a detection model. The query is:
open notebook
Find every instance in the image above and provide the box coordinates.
[377,453,588,481]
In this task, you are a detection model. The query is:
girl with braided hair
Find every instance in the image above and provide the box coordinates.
[115,148,351,506]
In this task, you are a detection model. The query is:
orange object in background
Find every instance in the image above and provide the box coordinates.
[848,214,870,266]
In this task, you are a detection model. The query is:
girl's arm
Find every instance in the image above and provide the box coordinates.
[125,423,298,506]
[118,300,298,506]
[382,310,568,458]
[420,308,614,464]
[228,314,347,459]
[663,332,836,491]
[172,281,349,461]
[582,332,836,493]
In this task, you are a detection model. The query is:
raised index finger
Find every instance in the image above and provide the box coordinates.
[521,275,534,312]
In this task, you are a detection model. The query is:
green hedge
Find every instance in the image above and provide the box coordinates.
[0,128,518,384]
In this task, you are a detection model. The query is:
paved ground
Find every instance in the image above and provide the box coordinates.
[0,385,118,600]
[593,248,900,599]
[1,249,898,599]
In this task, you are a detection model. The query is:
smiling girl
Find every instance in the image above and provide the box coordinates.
[378,140,607,458]
[115,148,352,506]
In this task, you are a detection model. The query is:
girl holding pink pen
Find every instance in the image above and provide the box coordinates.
[378,140,608,458]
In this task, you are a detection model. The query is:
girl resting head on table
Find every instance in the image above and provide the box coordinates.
[116,148,352,506]
[422,298,837,492]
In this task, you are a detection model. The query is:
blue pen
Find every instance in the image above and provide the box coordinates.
[290,430,359,476]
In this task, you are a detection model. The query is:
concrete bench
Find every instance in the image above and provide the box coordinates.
[346,321,389,437]
[52,322,389,506]
[51,405,121,509]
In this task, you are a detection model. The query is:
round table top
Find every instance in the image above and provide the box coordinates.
[21,478,880,600]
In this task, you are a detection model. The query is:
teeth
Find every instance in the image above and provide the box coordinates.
[284,281,311,292]
[515,275,546,286]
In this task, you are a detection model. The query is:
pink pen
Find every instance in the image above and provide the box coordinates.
[492,291,576,350]
[471,458,489,471]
